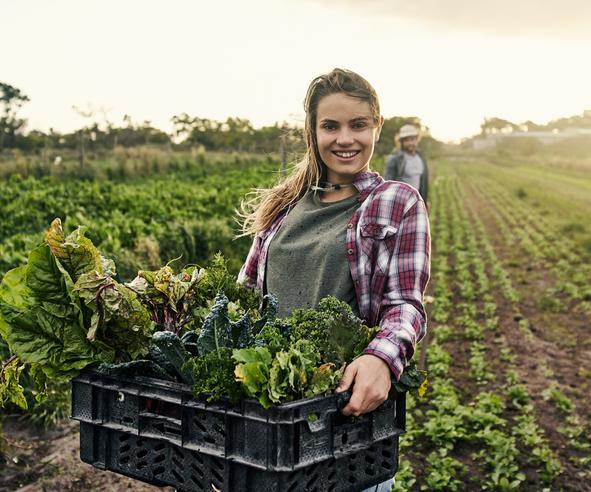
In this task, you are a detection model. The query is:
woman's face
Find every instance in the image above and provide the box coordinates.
[315,92,383,184]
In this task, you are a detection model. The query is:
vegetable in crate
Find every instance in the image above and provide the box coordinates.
[231,297,372,408]
[0,219,154,407]
[126,253,261,334]
[287,296,379,366]
[184,292,261,402]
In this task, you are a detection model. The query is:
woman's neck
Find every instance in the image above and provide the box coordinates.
[319,186,358,203]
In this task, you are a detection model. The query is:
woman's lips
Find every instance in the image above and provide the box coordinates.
[332,150,360,161]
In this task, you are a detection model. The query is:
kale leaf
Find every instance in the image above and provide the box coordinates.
[184,347,244,404]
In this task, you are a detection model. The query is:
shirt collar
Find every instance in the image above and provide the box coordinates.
[353,171,383,202]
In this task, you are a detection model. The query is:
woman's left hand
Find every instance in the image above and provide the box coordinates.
[336,354,392,416]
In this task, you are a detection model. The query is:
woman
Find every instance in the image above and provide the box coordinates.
[238,68,430,491]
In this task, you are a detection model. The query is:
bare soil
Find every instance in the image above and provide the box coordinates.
[0,418,173,492]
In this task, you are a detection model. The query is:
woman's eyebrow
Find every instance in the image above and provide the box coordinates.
[318,116,370,124]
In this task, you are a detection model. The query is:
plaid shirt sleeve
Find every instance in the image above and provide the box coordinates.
[363,197,431,381]
[237,233,263,289]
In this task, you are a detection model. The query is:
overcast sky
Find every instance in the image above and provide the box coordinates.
[2,0,590,142]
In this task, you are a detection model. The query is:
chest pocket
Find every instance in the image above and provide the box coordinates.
[359,222,398,275]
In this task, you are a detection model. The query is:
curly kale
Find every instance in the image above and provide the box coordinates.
[184,348,244,404]
[254,321,289,355]
[287,296,378,365]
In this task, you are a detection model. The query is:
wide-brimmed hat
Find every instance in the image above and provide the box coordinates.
[398,124,419,139]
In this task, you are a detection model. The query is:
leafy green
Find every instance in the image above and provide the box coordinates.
[127,264,204,334]
[233,340,344,408]
[0,243,107,378]
[151,331,193,384]
[254,321,289,355]
[44,218,108,282]
[393,360,429,396]
[95,360,175,381]
[231,314,255,349]
[0,220,156,407]
[0,356,27,409]
[197,292,232,354]
[195,253,261,315]
[252,294,278,333]
[233,346,272,402]
[75,272,153,360]
[306,363,344,398]
[288,296,378,365]
[184,348,244,403]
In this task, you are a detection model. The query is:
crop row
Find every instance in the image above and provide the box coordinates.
[395,167,580,490]
[466,176,591,316]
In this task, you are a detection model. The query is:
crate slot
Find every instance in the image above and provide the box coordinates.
[171,469,184,483]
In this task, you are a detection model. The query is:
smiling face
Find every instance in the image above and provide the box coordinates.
[315,92,383,184]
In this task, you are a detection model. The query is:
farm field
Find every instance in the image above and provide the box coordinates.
[397,156,591,491]
[1,152,590,491]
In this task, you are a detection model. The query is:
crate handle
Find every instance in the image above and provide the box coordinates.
[305,390,352,433]
[335,389,352,411]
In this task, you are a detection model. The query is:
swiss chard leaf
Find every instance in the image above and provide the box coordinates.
[75,272,153,360]
[0,356,28,409]
[0,244,110,379]
[44,218,105,283]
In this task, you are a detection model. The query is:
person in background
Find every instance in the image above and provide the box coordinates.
[238,68,431,492]
[384,124,429,204]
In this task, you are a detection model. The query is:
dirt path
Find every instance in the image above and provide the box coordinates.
[1,419,172,492]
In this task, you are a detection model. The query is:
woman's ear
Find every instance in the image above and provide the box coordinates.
[375,115,385,143]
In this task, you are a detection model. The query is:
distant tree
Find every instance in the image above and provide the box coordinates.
[72,104,96,168]
[541,113,591,131]
[520,120,545,132]
[0,82,30,150]
[480,117,519,135]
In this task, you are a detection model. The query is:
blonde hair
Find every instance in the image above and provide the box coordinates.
[238,68,381,236]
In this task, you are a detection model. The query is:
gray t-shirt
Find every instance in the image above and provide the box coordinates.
[266,190,361,318]
[400,152,424,191]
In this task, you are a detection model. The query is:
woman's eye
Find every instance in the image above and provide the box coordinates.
[321,123,337,130]
[352,121,368,129]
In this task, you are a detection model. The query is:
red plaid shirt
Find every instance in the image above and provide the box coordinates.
[238,171,431,380]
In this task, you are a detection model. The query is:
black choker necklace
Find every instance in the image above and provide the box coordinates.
[310,182,355,193]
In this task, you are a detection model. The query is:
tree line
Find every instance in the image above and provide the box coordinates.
[1,82,440,157]
[480,112,591,135]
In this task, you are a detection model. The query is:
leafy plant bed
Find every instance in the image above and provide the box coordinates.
[72,368,405,476]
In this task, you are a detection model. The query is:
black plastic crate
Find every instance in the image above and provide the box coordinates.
[72,369,405,472]
[79,421,400,492]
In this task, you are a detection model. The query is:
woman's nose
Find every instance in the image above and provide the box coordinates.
[336,128,354,146]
